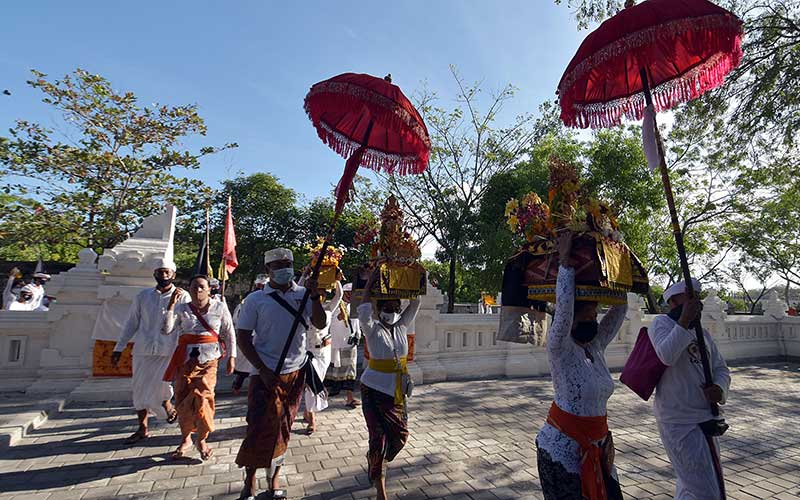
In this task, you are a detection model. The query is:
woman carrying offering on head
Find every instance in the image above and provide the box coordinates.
[162,274,236,461]
[535,230,627,500]
[358,264,420,500]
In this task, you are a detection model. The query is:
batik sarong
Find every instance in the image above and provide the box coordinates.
[174,358,218,439]
[235,369,304,471]
[361,385,408,481]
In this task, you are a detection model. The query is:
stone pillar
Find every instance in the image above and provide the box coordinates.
[762,290,788,320]
[702,291,727,339]
[26,248,103,393]
[409,280,446,384]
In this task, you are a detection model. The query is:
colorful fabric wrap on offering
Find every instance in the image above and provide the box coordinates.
[368,357,408,406]
[546,402,610,500]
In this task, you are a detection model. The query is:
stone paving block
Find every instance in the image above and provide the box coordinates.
[2,364,800,499]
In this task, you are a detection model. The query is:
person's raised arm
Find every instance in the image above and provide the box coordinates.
[325,281,343,313]
[399,298,421,329]
[160,288,183,336]
[596,303,628,349]
[548,231,576,353]
[305,276,328,330]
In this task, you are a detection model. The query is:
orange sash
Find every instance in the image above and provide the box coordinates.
[546,402,609,500]
[163,334,218,381]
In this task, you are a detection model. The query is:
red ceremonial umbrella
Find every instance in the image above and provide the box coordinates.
[557,0,743,419]
[274,72,430,375]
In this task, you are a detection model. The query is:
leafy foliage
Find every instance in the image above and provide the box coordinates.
[0,69,235,253]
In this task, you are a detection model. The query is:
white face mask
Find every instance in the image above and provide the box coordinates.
[380,312,401,325]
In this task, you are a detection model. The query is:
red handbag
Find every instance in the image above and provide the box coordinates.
[620,327,667,401]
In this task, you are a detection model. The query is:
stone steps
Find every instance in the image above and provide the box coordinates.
[0,395,65,450]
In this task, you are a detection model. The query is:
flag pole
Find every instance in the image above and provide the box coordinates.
[221,196,230,298]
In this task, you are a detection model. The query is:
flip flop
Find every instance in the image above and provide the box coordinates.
[345,400,361,409]
[166,410,178,424]
[171,445,191,460]
[197,443,213,461]
[305,425,315,436]
[124,430,150,445]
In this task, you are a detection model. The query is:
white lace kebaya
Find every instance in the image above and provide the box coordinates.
[535,265,627,474]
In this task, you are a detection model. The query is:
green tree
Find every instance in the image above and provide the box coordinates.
[0,69,234,255]
[730,190,800,304]
[204,173,302,285]
[384,67,535,312]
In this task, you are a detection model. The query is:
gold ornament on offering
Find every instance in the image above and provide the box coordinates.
[499,156,650,343]
[353,195,426,300]
[307,237,345,290]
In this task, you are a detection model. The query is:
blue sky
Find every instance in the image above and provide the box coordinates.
[1,1,588,203]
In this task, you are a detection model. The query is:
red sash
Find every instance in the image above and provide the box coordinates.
[546,402,609,500]
[162,304,225,381]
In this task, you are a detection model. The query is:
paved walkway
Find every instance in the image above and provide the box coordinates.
[0,363,799,500]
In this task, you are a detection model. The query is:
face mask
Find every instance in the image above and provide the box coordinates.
[667,303,701,327]
[380,312,401,325]
[571,320,599,343]
[271,267,294,285]
[155,277,174,288]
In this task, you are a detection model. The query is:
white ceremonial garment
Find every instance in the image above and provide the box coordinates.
[29,284,45,310]
[163,299,237,364]
[232,296,255,374]
[115,286,189,418]
[358,299,421,398]
[649,314,731,500]
[132,355,173,419]
[302,284,343,412]
[534,265,627,475]
[7,300,36,311]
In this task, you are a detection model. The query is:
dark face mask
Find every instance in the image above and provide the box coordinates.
[155,277,174,288]
[667,303,701,328]
[571,320,599,343]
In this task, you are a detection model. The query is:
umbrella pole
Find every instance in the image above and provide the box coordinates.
[640,69,719,417]
[274,122,375,375]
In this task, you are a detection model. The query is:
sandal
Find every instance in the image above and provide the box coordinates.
[171,444,191,460]
[345,400,361,409]
[269,489,287,499]
[197,443,213,461]
[124,430,150,445]
[166,409,178,424]
[305,424,315,436]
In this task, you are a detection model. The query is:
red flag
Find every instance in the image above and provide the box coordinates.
[222,196,238,274]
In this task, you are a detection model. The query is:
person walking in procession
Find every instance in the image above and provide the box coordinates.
[326,282,361,408]
[111,259,186,444]
[162,274,236,460]
[535,231,626,500]
[230,274,269,394]
[301,278,343,434]
[234,248,327,500]
[358,266,420,500]
[649,279,731,500]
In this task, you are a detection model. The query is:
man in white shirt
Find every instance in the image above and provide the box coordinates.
[648,279,731,500]
[30,272,50,310]
[235,248,326,500]
[7,284,37,311]
[230,274,269,393]
[111,258,189,444]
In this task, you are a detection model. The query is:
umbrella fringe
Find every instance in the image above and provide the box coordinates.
[560,13,743,128]
[316,120,428,175]
[304,82,431,153]
[563,50,740,129]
